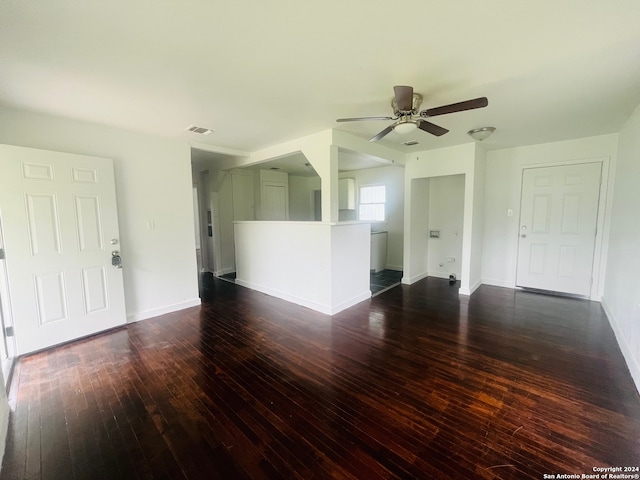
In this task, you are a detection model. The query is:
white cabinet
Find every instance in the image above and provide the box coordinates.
[339,178,355,210]
[370,231,387,273]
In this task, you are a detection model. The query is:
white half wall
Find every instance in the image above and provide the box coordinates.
[602,105,640,395]
[234,221,371,315]
[0,106,200,322]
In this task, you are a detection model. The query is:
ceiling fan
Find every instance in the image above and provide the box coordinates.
[336,85,488,142]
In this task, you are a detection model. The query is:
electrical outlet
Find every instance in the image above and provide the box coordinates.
[447,256,455,263]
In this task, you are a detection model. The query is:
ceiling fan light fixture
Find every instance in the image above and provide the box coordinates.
[394,121,418,135]
[467,127,495,141]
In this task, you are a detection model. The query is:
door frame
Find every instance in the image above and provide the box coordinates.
[0,218,17,387]
[514,156,611,300]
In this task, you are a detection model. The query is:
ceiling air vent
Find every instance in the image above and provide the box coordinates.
[185,125,214,135]
[402,140,420,146]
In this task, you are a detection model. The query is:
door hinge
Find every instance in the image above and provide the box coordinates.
[0,248,4,260]
[4,326,14,337]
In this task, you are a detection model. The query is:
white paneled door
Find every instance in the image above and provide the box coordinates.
[0,145,126,354]
[261,183,288,221]
[516,162,602,296]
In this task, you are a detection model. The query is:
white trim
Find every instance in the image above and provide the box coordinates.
[189,141,249,158]
[385,264,403,272]
[427,271,451,280]
[235,278,370,315]
[214,267,236,276]
[330,292,372,315]
[126,298,201,323]
[459,278,482,296]
[601,298,640,396]
[401,271,428,285]
[481,278,515,289]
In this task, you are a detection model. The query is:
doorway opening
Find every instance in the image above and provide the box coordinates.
[426,174,465,282]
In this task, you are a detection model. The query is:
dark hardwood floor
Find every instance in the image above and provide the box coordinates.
[2,276,639,479]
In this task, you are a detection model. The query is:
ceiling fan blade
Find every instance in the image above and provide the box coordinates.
[369,124,395,142]
[418,120,449,137]
[394,85,414,111]
[422,97,488,117]
[336,116,394,122]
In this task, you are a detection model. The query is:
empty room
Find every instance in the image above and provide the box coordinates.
[0,1,639,479]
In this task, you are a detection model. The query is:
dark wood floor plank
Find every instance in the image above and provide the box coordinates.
[2,276,640,480]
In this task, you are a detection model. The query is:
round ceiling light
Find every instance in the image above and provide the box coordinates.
[467,127,496,141]
[394,121,418,135]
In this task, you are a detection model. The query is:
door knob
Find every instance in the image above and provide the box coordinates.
[521,234,527,238]
[111,250,123,269]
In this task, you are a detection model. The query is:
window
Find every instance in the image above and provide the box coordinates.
[359,185,386,221]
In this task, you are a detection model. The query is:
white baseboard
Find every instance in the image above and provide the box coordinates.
[331,291,372,315]
[481,278,515,288]
[214,267,236,276]
[235,279,370,315]
[402,271,428,285]
[126,298,201,323]
[459,279,482,296]
[427,271,451,280]
[386,264,403,272]
[468,278,482,295]
[601,298,640,396]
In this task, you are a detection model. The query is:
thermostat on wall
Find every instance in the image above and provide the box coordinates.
[429,230,440,238]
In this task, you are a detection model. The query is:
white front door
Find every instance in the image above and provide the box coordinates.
[516,162,602,296]
[0,144,127,354]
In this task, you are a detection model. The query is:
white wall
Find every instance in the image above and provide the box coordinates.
[602,105,640,394]
[330,223,371,311]
[0,106,200,321]
[212,172,236,275]
[481,134,618,296]
[234,221,370,314]
[427,175,464,280]
[470,146,487,292]
[289,175,321,221]
[404,177,430,284]
[339,166,405,270]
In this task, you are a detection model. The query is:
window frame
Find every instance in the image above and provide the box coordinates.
[358,184,386,222]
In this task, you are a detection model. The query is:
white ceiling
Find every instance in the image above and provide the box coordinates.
[1,1,640,155]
